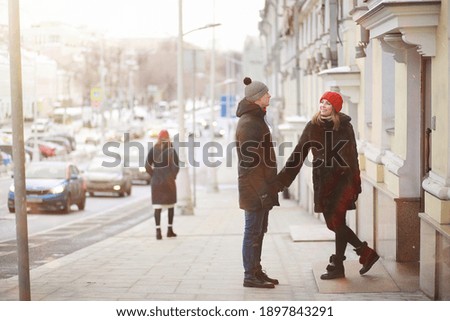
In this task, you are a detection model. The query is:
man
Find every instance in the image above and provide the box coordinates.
[235,77,280,288]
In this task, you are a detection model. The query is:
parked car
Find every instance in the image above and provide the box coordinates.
[76,128,101,145]
[129,121,145,139]
[31,118,51,133]
[0,144,33,162]
[40,135,74,153]
[25,139,67,158]
[133,106,148,121]
[52,133,77,151]
[84,157,132,197]
[0,127,13,145]
[84,131,101,145]
[104,129,123,142]
[8,161,86,214]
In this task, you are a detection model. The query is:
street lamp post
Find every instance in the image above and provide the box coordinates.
[207,0,219,193]
[178,0,221,212]
[191,49,197,207]
[8,0,31,300]
[207,15,219,192]
[177,0,193,215]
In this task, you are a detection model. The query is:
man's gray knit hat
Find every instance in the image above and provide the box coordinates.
[243,77,268,102]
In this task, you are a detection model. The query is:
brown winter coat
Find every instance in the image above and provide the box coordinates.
[278,113,361,213]
[145,142,179,205]
[235,99,280,211]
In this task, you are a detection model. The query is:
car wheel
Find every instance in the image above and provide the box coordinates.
[78,193,86,210]
[127,186,132,196]
[8,207,15,213]
[62,194,71,214]
[89,192,94,197]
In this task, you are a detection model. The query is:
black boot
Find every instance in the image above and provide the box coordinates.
[156,228,162,240]
[167,226,177,237]
[255,269,279,285]
[320,255,345,280]
[243,272,275,289]
[354,242,379,275]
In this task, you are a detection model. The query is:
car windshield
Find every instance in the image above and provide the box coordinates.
[26,164,66,179]
[87,161,122,173]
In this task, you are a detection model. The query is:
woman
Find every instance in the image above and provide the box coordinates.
[145,129,179,240]
[276,91,379,279]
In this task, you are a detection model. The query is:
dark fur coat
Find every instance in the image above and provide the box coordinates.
[278,113,361,213]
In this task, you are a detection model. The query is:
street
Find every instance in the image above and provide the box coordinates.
[0,182,152,279]
[0,177,152,242]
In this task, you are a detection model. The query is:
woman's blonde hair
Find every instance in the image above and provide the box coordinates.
[311,109,341,131]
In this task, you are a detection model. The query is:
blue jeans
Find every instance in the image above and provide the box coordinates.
[242,209,269,279]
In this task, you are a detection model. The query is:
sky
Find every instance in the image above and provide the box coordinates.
[17,0,266,51]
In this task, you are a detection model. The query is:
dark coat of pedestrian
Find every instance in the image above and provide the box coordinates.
[277,91,379,280]
[235,77,280,289]
[236,98,280,212]
[145,129,179,240]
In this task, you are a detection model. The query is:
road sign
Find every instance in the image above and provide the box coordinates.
[220,95,236,117]
[90,87,103,107]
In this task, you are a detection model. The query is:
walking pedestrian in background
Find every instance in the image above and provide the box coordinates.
[276,91,379,279]
[145,129,179,240]
[235,77,280,288]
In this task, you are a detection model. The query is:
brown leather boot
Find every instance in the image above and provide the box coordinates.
[354,242,379,275]
[156,228,162,240]
[167,226,177,238]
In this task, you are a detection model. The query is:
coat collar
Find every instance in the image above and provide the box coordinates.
[236,98,266,118]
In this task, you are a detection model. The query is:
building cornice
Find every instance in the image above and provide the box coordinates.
[381,150,404,176]
[423,171,450,200]
[354,1,441,57]
[360,141,385,164]
[318,66,360,104]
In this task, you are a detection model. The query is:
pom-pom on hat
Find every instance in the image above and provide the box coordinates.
[243,77,269,102]
[158,129,170,141]
[320,91,343,113]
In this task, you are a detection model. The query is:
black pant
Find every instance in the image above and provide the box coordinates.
[154,207,175,226]
[323,209,363,259]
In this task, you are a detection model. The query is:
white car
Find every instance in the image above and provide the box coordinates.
[31,118,51,133]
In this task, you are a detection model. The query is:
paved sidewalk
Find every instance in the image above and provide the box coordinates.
[0,163,430,301]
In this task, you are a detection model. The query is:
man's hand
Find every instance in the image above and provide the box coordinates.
[268,177,285,193]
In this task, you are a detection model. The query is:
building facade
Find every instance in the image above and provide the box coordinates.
[259,0,449,300]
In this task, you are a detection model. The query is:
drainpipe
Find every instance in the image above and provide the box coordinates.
[329,0,338,67]
[294,0,306,116]
[265,0,281,140]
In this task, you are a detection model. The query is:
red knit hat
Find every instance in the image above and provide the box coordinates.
[320,91,343,113]
[158,129,170,141]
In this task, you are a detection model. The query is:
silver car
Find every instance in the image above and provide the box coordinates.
[124,147,151,185]
[84,157,132,197]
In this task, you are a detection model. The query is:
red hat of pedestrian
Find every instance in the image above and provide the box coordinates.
[158,129,170,141]
[320,91,343,113]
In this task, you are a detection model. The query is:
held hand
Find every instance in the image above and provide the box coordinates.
[276,180,285,193]
[268,177,285,193]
